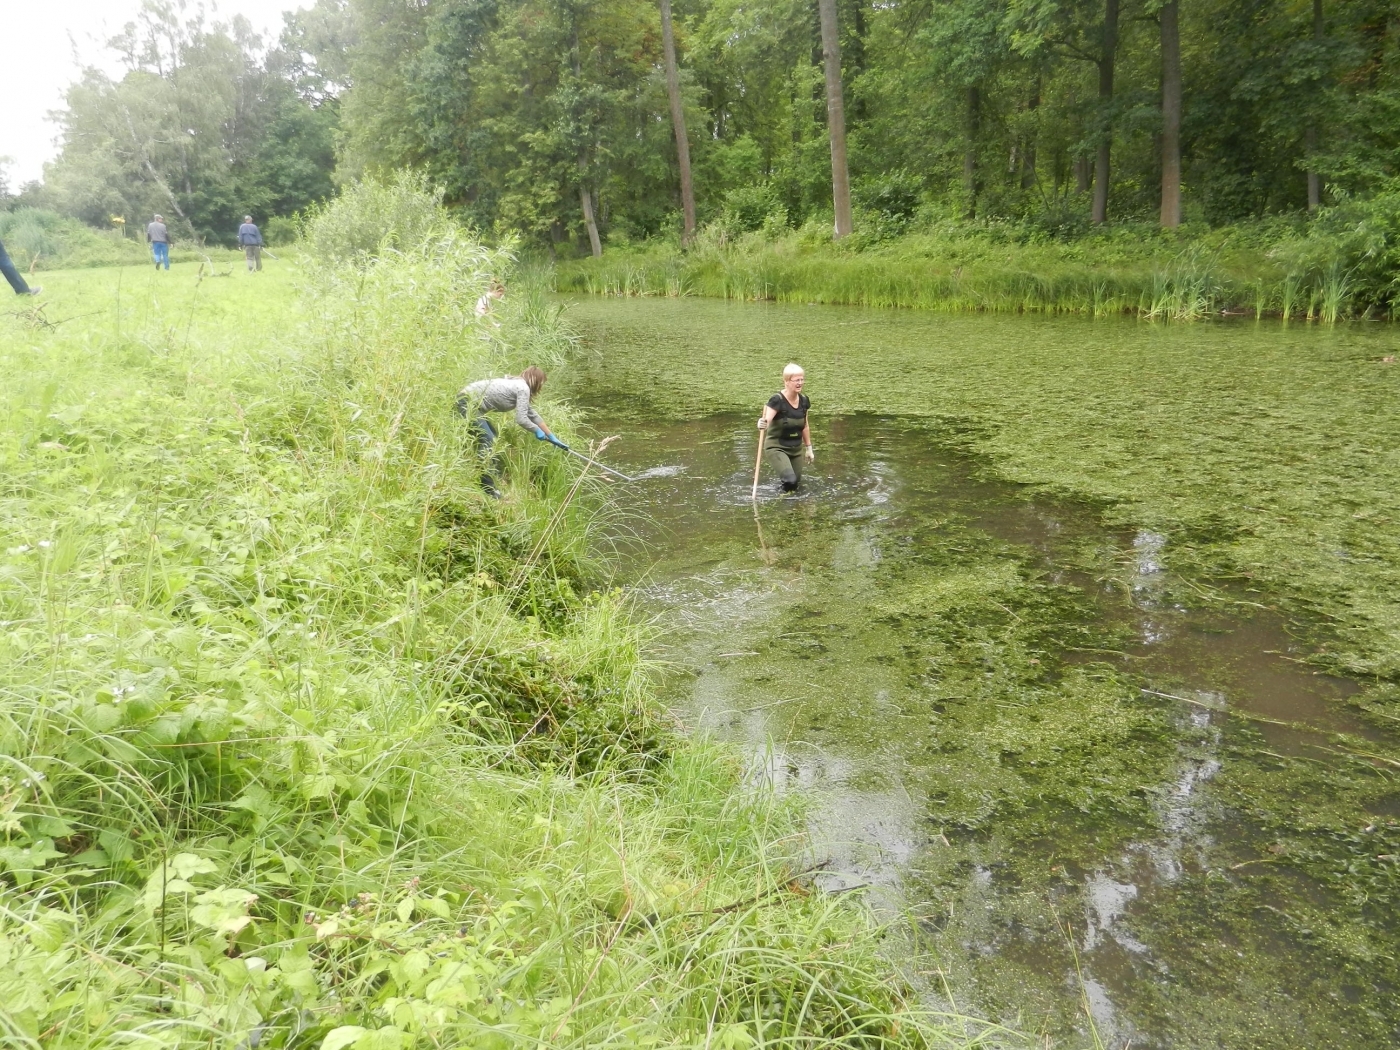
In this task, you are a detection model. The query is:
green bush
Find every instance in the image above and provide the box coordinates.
[719,184,789,234]
[263,216,300,247]
[853,171,922,223]
[0,209,147,270]
[301,171,460,264]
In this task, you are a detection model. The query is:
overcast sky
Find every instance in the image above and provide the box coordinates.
[2,0,304,188]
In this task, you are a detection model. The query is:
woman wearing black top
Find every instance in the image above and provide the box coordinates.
[757,362,813,491]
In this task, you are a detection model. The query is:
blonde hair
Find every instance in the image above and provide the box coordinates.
[782,362,804,379]
[520,365,547,395]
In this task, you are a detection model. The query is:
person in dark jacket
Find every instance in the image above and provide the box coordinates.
[238,216,263,272]
[0,240,41,296]
[146,215,169,270]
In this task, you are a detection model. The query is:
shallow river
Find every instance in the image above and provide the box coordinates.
[564,297,1400,1049]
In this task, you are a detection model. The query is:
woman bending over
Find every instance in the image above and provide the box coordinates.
[456,366,553,496]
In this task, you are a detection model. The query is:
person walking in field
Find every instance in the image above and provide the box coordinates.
[757,363,814,492]
[0,239,41,296]
[455,366,554,497]
[238,215,263,272]
[147,215,170,270]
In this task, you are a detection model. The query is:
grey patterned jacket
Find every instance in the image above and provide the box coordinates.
[460,377,544,431]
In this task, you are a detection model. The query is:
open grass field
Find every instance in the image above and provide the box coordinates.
[0,185,977,1049]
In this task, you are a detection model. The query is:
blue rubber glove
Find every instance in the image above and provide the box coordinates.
[533,428,547,440]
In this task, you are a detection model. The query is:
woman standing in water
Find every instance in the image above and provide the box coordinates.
[757,363,813,491]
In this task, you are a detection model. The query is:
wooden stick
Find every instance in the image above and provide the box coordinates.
[750,427,765,500]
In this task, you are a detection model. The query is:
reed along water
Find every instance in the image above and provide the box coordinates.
[565,296,1400,1049]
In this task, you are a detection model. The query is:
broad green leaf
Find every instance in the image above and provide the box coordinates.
[320,1026,367,1050]
[169,853,218,879]
[302,773,336,800]
[419,896,450,919]
[190,887,257,935]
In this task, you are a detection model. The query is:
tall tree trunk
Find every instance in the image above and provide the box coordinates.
[964,84,981,218]
[1076,155,1091,194]
[1307,0,1322,210]
[1159,0,1182,227]
[1092,0,1119,224]
[1021,80,1040,191]
[659,0,696,244]
[569,23,602,258]
[818,0,853,238]
[579,181,602,258]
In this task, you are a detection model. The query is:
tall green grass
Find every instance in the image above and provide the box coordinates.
[0,209,208,271]
[556,209,1400,322]
[0,182,982,1048]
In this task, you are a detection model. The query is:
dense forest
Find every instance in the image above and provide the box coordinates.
[324,0,1400,247]
[14,0,1400,251]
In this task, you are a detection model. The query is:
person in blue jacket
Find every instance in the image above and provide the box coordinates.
[238,216,263,272]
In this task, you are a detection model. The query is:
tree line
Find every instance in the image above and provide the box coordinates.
[24,0,1400,251]
[21,1,339,246]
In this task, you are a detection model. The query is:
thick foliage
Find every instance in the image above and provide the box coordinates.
[307,0,1400,248]
[34,3,336,245]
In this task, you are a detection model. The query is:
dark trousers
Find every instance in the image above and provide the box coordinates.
[456,398,503,492]
[0,240,31,295]
[765,446,805,490]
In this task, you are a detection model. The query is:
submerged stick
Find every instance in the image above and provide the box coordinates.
[750,429,765,500]
[752,503,774,565]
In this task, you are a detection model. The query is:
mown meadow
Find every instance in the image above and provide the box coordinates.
[0,181,983,1049]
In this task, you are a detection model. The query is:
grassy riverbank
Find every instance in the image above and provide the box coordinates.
[0,186,973,1048]
[557,197,1400,321]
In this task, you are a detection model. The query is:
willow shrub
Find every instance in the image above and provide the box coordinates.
[0,185,978,1048]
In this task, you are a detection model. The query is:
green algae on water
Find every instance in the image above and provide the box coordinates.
[574,315,1400,1048]
[566,296,1400,701]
